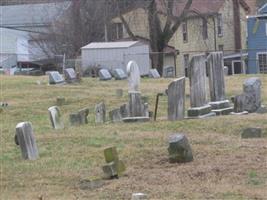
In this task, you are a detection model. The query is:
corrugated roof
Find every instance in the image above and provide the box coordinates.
[82,41,140,49]
[0,1,71,27]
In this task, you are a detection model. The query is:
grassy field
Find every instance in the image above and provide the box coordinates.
[0,74,267,200]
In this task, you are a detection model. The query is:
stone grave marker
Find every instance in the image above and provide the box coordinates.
[64,68,77,83]
[163,65,175,78]
[168,134,193,163]
[113,68,127,80]
[148,69,160,78]
[127,60,140,92]
[224,66,228,76]
[69,108,89,126]
[48,71,65,85]
[120,104,129,118]
[95,102,106,123]
[99,69,112,81]
[15,122,38,160]
[109,108,122,122]
[48,106,64,129]
[131,193,147,200]
[242,128,262,139]
[168,77,185,121]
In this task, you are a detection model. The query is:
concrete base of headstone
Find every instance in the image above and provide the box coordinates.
[122,116,150,123]
[131,193,147,200]
[209,100,233,115]
[212,107,234,116]
[230,111,249,115]
[242,128,262,139]
[109,108,122,122]
[187,105,216,118]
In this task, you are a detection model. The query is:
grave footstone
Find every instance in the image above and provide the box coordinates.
[95,102,106,123]
[127,61,140,92]
[69,108,89,126]
[99,69,112,81]
[163,65,175,78]
[132,193,147,200]
[168,134,193,163]
[168,77,185,121]
[109,108,122,122]
[64,68,77,83]
[148,69,160,78]
[187,54,215,118]
[48,106,64,129]
[207,52,233,115]
[48,71,65,85]
[242,128,262,139]
[113,68,127,80]
[15,122,38,160]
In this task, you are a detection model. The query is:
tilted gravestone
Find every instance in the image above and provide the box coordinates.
[168,77,185,121]
[48,106,64,129]
[163,65,175,78]
[187,54,215,118]
[102,147,126,179]
[113,68,127,80]
[95,102,106,123]
[15,122,38,160]
[99,69,112,81]
[48,71,65,85]
[64,68,77,83]
[69,108,89,126]
[148,69,160,78]
[207,52,233,115]
[168,134,193,163]
[109,108,122,122]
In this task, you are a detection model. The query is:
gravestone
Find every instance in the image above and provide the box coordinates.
[127,60,140,92]
[168,134,193,163]
[120,104,129,118]
[128,92,143,117]
[132,193,147,200]
[207,52,233,115]
[69,108,89,126]
[15,122,38,160]
[64,68,77,83]
[163,65,175,78]
[243,77,261,112]
[168,77,185,121]
[187,54,215,118]
[99,69,112,81]
[48,71,65,85]
[102,147,126,179]
[242,128,262,139]
[95,102,106,123]
[113,68,127,80]
[109,108,122,122]
[48,106,64,129]
[116,89,123,97]
[224,66,228,76]
[148,69,160,78]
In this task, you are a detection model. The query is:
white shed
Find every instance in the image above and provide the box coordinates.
[81,41,150,75]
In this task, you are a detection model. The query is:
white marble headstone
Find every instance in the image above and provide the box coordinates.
[64,68,77,81]
[99,69,112,81]
[48,71,65,84]
[48,106,64,129]
[127,61,140,91]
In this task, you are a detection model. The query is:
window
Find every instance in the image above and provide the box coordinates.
[218,45,224,51]
[202,19,208,40]
[217,14,223,37]
[258,53,267,73]
[182,22,188,43]
[184,54,189,76]
[116,23,123,39]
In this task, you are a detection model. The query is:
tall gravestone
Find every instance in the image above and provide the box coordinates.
[48,71,65,85]
[15,122,39,160]
[48,106,64,129]
[207,52,233,115]
[168,77,185,121]
[187,54,215,118]
[99,69,112,81]
[95,102,106,123]
[64,68,77,83]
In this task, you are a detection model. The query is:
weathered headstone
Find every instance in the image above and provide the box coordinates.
[131,193,147,200]
[148,69,160,78]
[207,52,233,115]
[163,65,175,78]
[116,89,123,97]
[128,92,143,117]
[48,106,64,129]
[120,104,129,118]
[168,134,193,163]
[48,71,65,85]
[243,77,261,112]
[99,69,112,81]
[64,68,77,83]
[242,128,262,139]
[102,147,126,179]
[113,68,127,80]
[127,60,140,92]
[95,102,106,123]
[168,77,185,121]
[109,108,122,122]
[15,122,38,160]
[187,54,215,118]
[69,108,89,126]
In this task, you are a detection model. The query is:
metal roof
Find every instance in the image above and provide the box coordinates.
[82,41,140,49]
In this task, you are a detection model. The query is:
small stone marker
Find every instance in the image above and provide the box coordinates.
[48,106,64,129]
[99,69,112,81]
[116,89,123,97]
[242,128,262,139]
[163,65,175,78]
[120,104,129,118]
[95,102,106,123]
[127,60,140,91]
[168,77,185,121]
[48,71,65,85]
[15,122,38,160]
[243,77,261,112]
[102,147,126,179]
[148,69,160,78]
[64,68,77,83]
[69,108,89,126]
[168,134,193,163]
[56,97,66,106]
[131,193,147,200]
[113,68,127,80]
[109,108,122,122]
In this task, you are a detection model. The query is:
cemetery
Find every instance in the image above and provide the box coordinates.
[1,57,267,199]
